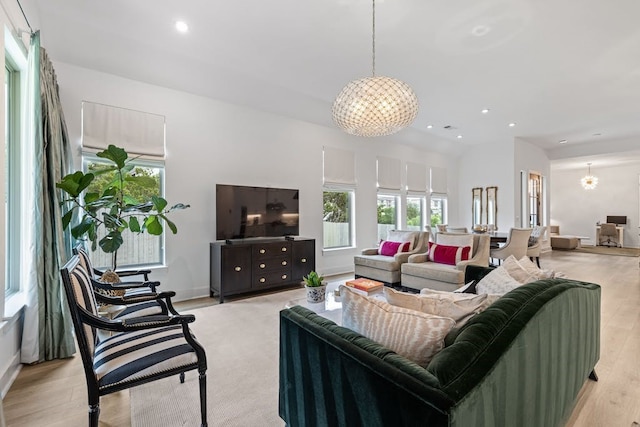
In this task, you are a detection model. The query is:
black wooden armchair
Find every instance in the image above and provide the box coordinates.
[73,244,160,296]
[61,255,208,427]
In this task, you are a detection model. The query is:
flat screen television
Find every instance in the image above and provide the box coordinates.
[606,215,627,225]
[216,184,299,240]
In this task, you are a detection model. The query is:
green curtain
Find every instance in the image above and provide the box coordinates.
[21,31,75,363]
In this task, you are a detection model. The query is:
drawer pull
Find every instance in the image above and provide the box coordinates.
[259,249,266,254]
[301,258,307,263]
[281,261,287,266]
[259,278,266,283]
[260,263,266,269]
[281,247,287,252]
[281,274,287,280]
[234,266,242,272]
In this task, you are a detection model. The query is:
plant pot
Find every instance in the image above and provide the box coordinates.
[305,283,327,303]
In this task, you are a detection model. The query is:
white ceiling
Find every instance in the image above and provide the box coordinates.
[29,0,640,160]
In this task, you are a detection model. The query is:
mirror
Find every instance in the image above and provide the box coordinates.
[486,186,498,231]
[472,187,483,227]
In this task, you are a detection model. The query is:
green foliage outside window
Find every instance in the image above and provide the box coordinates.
[323,191,348,222]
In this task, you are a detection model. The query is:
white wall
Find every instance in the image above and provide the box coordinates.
[54,62,451,297]
[457,141,515,232]
[550,163,640,247]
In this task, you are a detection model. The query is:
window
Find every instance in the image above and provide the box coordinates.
[82,155,165,269]
[406,196,425,232]
[4,48,23,299]
[430,194,448,227]
[323,189,354,249]
[377,194,398,242]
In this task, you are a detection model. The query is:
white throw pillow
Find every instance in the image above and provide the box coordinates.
[341,286,455,367]
[476,266,523,295]
[517,256,556,280]
[386,287,492,327]
[503,255,536,283]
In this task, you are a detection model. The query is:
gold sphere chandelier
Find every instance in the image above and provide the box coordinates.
[332,0,418,137]
[581,163,598,190]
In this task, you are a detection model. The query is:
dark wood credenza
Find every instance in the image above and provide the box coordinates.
[209,237,315,303]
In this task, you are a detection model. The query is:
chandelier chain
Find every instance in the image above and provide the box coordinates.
[372,0,376,76]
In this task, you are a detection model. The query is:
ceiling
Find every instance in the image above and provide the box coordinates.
[28,0,640,160]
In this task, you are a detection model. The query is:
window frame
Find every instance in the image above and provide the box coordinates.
[81,153,167,269]
[405,194,426,232]
[322,187,355,250]
[4,36,26,305]
[376,192,399,242]
[430,193,448,227]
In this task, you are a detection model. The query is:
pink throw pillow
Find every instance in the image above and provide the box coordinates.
[379,240,411,257]
[428,242,471,265]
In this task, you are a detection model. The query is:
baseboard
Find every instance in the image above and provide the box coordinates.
[0,352,21,399]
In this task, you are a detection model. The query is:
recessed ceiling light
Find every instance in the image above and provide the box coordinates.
[175,21,189,33]
[426,125,433,129]
[508,122,516,127]
[457,135,463,139]
[481,108,490,114]
[559,139,568,144]
[592,133,601,136]
[471,25,491,37]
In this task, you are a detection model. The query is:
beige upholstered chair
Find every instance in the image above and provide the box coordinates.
[490,228,532,265]
[446,226,469,234]
[598,223,620,247]
[354,230,430,288]
[401,233,491,292]
[526,226,547,267]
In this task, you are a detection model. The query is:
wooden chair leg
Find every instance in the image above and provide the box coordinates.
[199,371,208,427]
[535,257,541,268]
[180,372,185,383]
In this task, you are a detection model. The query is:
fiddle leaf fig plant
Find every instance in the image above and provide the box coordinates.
[56,144,189,271]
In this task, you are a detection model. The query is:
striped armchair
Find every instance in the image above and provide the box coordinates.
[60,255,208,427]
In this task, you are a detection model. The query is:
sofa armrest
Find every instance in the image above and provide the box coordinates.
[408,252,429,263]
[361,248,379,255]
[394,252,414,263]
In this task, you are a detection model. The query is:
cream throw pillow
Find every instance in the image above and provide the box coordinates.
[341,286,455,367]
[386,287,492,326]
[387,230,418,251]
[502,255,536,283]
[517,256,555,280]
[476,266,523,295]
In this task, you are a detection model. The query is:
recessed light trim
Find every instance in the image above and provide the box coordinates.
[508,122,516,127]
[175,20,189,33]
[457,135,463,139]
[559,139,568,144]
[426,124,433,129]
[481,108,490,114]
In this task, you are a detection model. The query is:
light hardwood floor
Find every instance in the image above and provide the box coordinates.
[3,250,640,426]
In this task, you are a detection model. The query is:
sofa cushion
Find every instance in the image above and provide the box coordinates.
[428,242,471,266]
[378,240,411,256]
[476,266,522,295]
[387,230,419,250]
[341,286,455,367]
[402,261,464,284]
[385,287,493,326]
[354,254,401,271]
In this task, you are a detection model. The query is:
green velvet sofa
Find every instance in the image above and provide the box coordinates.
[279,268,600,427]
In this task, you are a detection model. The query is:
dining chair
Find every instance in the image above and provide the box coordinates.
[61,255,208,427]
[526,226,547,267]
[490,228,532,265]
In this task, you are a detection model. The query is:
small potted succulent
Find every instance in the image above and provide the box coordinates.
[302,271,327,303]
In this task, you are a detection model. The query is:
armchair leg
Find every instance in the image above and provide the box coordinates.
[589,369,598,381]
[535,257,541,268]
[89,403,100,427]
[180,372,185,383]
[199,371,208,427]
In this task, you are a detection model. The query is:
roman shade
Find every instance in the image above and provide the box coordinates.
[82,101,166,160]
[377,156,401,191]
[323,146,356,186]
[406,162,428,193]
[430,167,447,194]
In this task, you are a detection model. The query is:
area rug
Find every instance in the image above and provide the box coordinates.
[572,245,640,257]
[129,287,307,426]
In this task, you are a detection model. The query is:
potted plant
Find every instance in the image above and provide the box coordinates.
[56,144,189,280]
[303,271,327,303]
